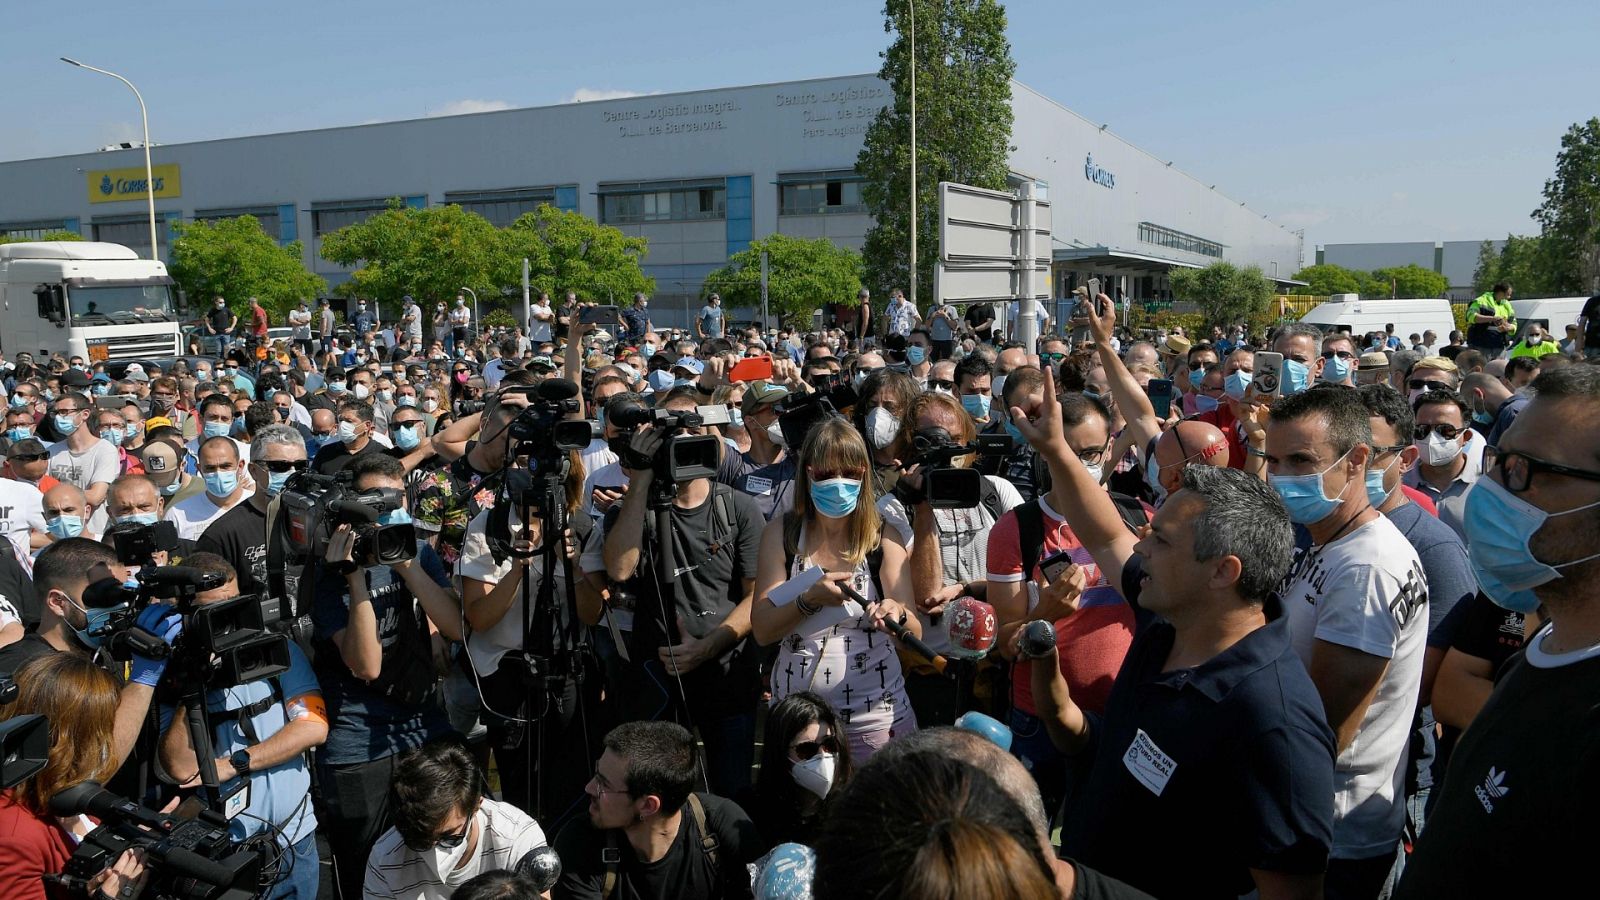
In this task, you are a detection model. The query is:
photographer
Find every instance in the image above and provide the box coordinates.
[0,654,150,900]
[156,553,326,899]
[415,372,536,564]
[193,426,307,600]
[895,392,1023,726]
[600,388,764,797]
[311,453,464,900]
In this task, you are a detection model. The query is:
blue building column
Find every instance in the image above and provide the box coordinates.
[554,186,578,212]
[278,204,297,244]
[725,176,752,257]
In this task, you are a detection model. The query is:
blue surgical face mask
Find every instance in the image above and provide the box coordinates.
[203,421,230,440]
[68,597,127,650]
[203,469,239,498]
[729,408,744,428]
[397,395,417,408]
[1188,367,1205,390]
[1461,477,1600,613]
[1321,355,1352,384]
[906,346,927,366]
[116,512,160,527]
[46,514,84,540]
[5,426,30,442]
[99,427,124,447]
[7,395,28,410]
[1193,394,1221,413]
[1003,420,1024,446]
[1282,359,1311,396]
[1145,452,1169,505]
[810,477,862,519]
[231,417,248,437]
[1364,455,1399,508]
[329,381,347,394]
[1268,447,1355,526]
[53,413,79,437]
[392,423,421,451]
[92,383,110,396]
[960,393,991,421]
[378,507,412,526]
[266,470,292,497]
[643,343,657,357]
[124,422,139,439]
[159,479,181,497]
[1224,369,1252,401]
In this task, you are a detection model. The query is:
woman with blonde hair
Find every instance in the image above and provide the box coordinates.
[0,654,148,900]
[752,416,920,760]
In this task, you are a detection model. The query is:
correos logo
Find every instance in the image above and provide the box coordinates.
[99,175,114,196]
[1084,154,1116,190]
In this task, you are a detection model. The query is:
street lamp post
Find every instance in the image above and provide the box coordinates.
[61,57,158,260]
[459,287,480,338]
[908,0,917,308]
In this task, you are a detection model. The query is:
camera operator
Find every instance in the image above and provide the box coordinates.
[579,392,647,523]
[311,453,464,900]
[416,371,537,564]
[893,392,1024,726]
[156,553,326,899]
[455,451,599,819]
[365,740,550,900]
[0,654,151,900]
[102,474,193,563]
[600,387,764,797]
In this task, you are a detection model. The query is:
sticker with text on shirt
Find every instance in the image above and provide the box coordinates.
[1123,728,1177,796]
[745,475,774,496]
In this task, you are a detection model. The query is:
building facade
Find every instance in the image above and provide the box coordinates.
[1318,240,1504,300]
[0,73,1303,327]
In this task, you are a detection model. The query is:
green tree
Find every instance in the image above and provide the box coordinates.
[319,201,509,307]
[702,234,864,327]
[168,216,325,319]
[1288,263,1365,296]
[0,230,84,244]
[1170,262,1275,331]
[1473,235,1561,296]
[1533,117,1600,295]
[1370,264,1449,299]
[857,0,1015,305]
[501,205,654,305]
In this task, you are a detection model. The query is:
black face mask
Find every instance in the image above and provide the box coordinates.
[607,435,633,459]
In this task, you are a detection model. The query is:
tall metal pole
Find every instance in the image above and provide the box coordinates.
[1017,182,1038,350]
[908,0,918,308]
[522,258,532,331]
[62,58,157,259]
[460,286,479,337]
[760,250,771,330]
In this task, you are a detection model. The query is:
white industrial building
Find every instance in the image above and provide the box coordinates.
[1318,240,1505,300]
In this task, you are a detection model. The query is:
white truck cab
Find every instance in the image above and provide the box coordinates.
[0,241,182,363]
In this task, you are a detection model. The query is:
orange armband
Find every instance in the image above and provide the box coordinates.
[285,694,329,727]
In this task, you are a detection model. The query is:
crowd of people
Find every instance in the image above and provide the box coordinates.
[0,281,1597,900]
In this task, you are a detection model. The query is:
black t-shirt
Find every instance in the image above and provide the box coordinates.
[207,306,234,335]
[311,438,385,477]
[0,632,59,677]
[193,501,269,600]
[1582,295,1600,347]
[553,793,759,900]
[965,301,995,336]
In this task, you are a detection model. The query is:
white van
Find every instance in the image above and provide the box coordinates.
[1298,294,1456,346]
[1511,297,1589,337]
[0,241,181,362]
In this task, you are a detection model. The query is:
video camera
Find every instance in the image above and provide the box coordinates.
[774,381,859,452]
[906,426,1010,509]
[500,380,597,456]
[1,674,49,790]
[47,782,263,900]
[611,404,727,485]
[279,473,417,571]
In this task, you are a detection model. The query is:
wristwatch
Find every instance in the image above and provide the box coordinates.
[229,749,253,777]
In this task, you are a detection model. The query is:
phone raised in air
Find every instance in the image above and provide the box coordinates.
[579,305,622,326]
[728,356,774,383]
[1251,352,1284,399]
[1145,378,1174,419]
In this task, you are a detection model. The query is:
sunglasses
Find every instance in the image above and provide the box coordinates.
[1321,349,1357,360]
[1408,379,1453,392]
[791,736,841,761]
[1415,423,1466,441]
[11,453,47,463]
[257,459,309,474]
[392,420,421,430]
[928,379,955,392]
[409,817,472,853]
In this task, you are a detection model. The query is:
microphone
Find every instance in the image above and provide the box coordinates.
[954,711,1013,752]
[47,781,130,819]
[755,842,816,900]
[944,596,997,660]
[839,582,947,672]
[1018,620,1057,660]
[535,378,580,402]
[514,845,563,893]
[139,566,227,591]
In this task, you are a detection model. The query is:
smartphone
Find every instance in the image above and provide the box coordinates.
[1145,378,1174,419]
[1251,351,1285,399]
[579,305,622,326]
[1038,549,1076,584]
[727,355,774,383]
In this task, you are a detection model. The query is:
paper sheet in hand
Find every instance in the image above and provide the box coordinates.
[768,565,825,607]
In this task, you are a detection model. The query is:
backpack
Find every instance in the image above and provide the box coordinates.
[601,793,719,899]
[1015,493,1149,581]
[781,513,885,602]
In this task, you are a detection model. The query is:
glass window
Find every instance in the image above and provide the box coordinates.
[66,282,176,323]
[0,221,70,240]
[92,219,169,259]
[778,171,866,216]
[598,181,726,224]
[1137,222,1223,259]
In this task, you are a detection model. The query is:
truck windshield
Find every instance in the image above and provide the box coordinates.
[65,283,176,324]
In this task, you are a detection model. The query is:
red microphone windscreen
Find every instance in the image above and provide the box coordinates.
[945,596,997,660]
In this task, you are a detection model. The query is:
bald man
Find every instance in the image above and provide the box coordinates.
[1124,341,1160,372]
[1145,419,1231,505]
[43,482,95,541]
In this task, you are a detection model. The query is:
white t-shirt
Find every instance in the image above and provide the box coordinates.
[581,460,629,521]
[449,304,472,329]
[1278,515,1428,858]
[456,508,571,676]
[47,438,120,534]
[1007,299,1050,335]
[0,478,46,557]
[915,475,1023,653]
[165,488,255,541]
[578,437,616,486]
[363,799,546,900]
[529,302,553,342]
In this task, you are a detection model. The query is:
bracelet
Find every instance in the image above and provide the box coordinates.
[1246,444,1268,458]
[796,597,821,617]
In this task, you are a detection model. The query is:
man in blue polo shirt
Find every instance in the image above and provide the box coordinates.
[1011,375,1336,900]
[157,553,327,899]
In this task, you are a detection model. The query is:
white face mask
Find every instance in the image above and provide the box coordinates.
[866,407,900,450]
[991,374,1008,400]
[1418,430,1464,467]
[352,383,371,401]
[422,810,480,884]
[765,420,786,448]
[1083,461,1105,484]
[792,753,836,800]
[423,398,439,413]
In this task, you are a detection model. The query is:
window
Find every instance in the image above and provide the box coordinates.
[194,206,281,237]
[1137,222,1224,259]
[0,220,71,241]
[444,187,559,228]
[778,170,866,216]
[92,216,172,258]
[311,198,394,236]
[598,179,726,224]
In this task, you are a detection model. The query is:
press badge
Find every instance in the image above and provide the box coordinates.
[746,476,774,496]
[222,778,250,820]
[1122,729,1177,796]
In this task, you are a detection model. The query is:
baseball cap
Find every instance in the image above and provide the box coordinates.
[671,356,705,376]
[741,381,790,417]
[61,369,91,388]
[5,437,47,459]
[124,363,150,382]
[139,442,182,485]
[527,356,556,372]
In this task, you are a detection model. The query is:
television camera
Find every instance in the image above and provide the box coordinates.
[902,426,1010,509]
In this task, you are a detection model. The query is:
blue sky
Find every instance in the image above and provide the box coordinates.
[6,0,1597,252]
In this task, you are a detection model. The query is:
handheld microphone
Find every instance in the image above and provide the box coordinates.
[839,582,947,672]
[514,845,563,893]
[138,566,227,591]
[1019,620,1057,660]
[944,596,997,660]
[755,842,816,900]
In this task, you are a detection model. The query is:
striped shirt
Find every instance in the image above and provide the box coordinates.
[363,798,547,899]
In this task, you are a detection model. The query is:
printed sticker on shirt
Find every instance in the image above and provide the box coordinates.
[1122,728,1177,796]
[746,475,774,496]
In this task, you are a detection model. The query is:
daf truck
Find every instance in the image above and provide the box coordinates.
[0,241,182,363]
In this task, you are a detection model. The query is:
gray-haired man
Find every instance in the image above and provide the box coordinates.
[193,424,308,602]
